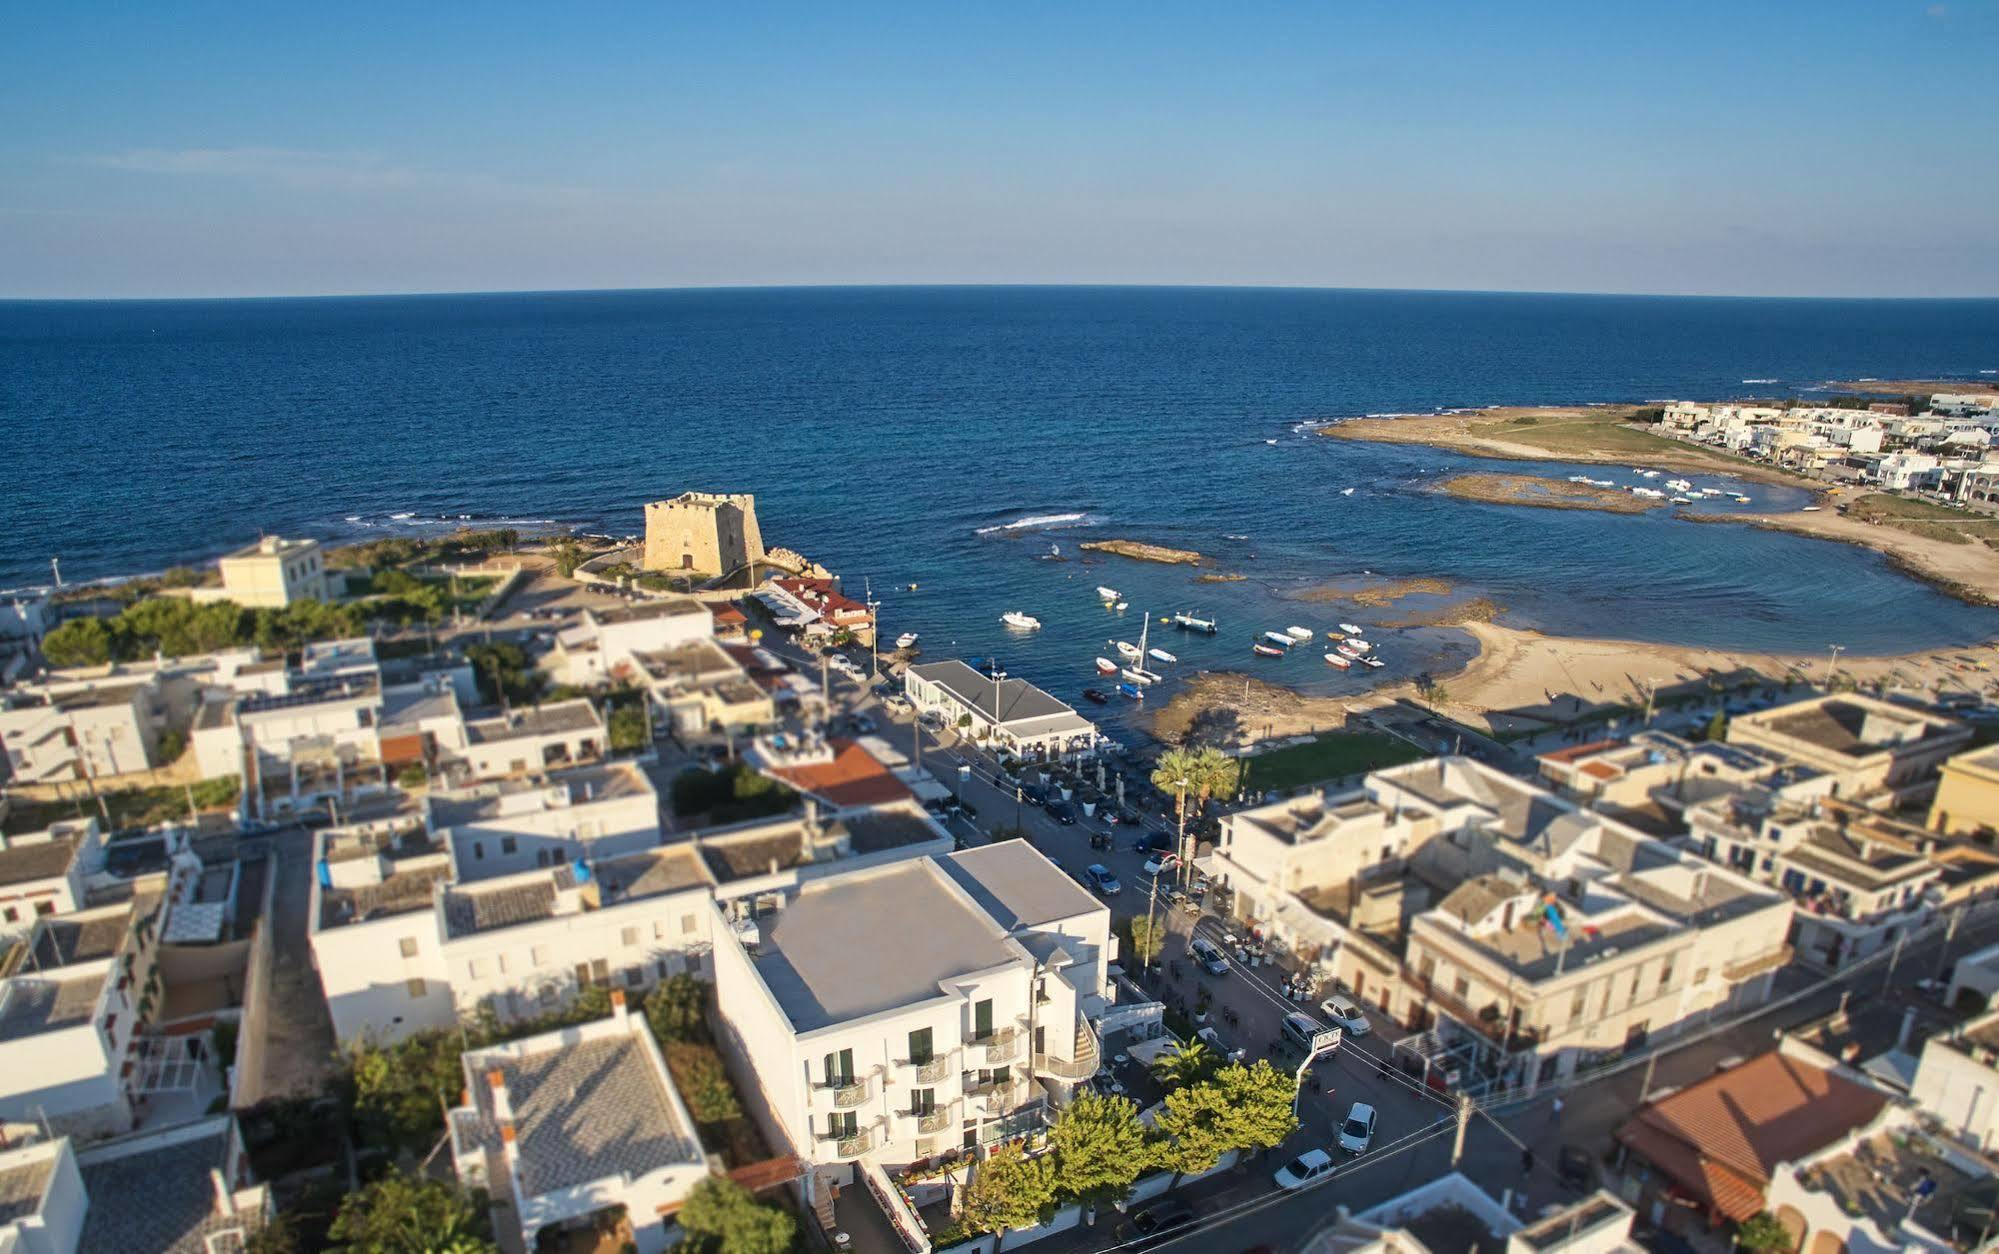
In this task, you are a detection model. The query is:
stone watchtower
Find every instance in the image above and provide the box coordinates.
[642,492,766,577]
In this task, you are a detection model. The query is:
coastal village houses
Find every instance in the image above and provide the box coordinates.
[903,660,1101,762]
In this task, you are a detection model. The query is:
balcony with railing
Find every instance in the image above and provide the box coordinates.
[965,1076,1027,1116]
[972,1026,1021,1065]
[915,1109,953,1135]
[1403,966,1538,1055]
[814,1077,870,1109]
[1032,1019,1101,1082]
[900,1053,951,1083]
[818,1127,872,1158]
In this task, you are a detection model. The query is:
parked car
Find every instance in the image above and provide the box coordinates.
[851,714,878,734]
[1318,994,1371,1037]
[1089,830,1114,851]
[1142,852,1179,878]
[1123,1199,1198,1248]
[1273,1148,1334,1190]
[1281,1012,1326,1050]
[1338,1102,1377,1154]
[1083,864,1121,896]
[1047,801,1079,826]
[1557,1144,1594,1189]
[1019,784,1048,806]
[1133,831,1174,855]
[1189,936,1229,975]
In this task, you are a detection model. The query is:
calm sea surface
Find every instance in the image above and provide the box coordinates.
[5,286,1997,717]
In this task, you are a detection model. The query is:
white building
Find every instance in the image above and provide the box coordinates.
[0,1116,272,1253]
[434,761,660,883]
[542,599,714,688]
[903,661,1100,761]
[457,698,606,780]
[712,841,1111,1213]
[1728,694,1972,805]
[0,893,161,1140]
[193,536,330,608]
[0,820,103,932]
[0,677,158,783]
[449,992,710,1254]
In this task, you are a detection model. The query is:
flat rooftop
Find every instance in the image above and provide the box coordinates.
[592,598,707,625]
[0,1154,53,1227]
[464,698,602,743]
[1441,907,1672,983]
[753,860,1017,1032]
[318,859,452,930]
[239,673,379,716]
[1809,1132,1966,1236]
[1384,758,1593,853]
[381,683,458,728]
[0,832,79,887]
[0,972,105,1040]
[839,807,948,855]
[78,1122,248,1252]
[427,762,649,828]
[940,840,1103,932]
[632,639,742,684]
[470,1031,700,1199]
[1749,698,1957,757]
[30,902,136,969]
[442,847,709,940]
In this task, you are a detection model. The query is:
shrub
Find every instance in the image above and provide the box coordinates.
[665,1041,742,1124]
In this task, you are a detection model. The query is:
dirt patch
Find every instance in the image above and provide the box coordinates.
[1348,576,1454,606]
[1436,473,1661,514]
[1147,672,1355,746]
[1381,596,1504,628]
[1079,539,1204,565]
[1194,572,1248,584]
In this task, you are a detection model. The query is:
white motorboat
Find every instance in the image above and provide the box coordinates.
[1262,631,1294,647]
[1665,478,1692,492]
[1095,656,1118,675]
[1002,611,1041,630]
[1337,643,1365,660]
[1173,613,1218,633]
[1121,667,1159,686]
[1148,648,1178,664]
[1284,626,1313,641]
[1097,586,1121,602]
[1323,652,1352,669]
[1114,601,1128,611]
[1340,488,1355,496]
[1361,655,1385,669]
[895,632,919,649]
[1113,640,1142,661]
[1338,622,1364,636]
[1671,496,1693,504]
[1344,638,1372,653]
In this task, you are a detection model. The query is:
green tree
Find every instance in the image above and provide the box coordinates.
[960,1142,1057,1250]
[1704,709,1728,742]
[1150,1080,1235,1186]
[664,1041,741,1124]
[550,537,586,578]
[646,974,711,1044]
[608,703,650,752]
[677,1178,795,1254]
[154,728,188,764]
[1210,1059,1300,1158]
[1122,915,1166,968]
[1151,746,1240,884]
[464,642,540,704]
[395,763,428,789]
[326,1174,494,1253]
[1149,1040,1219,1091]
[40,617,115,667]
[1048,1090,1149,1204]
[1735,1212,1794,1254]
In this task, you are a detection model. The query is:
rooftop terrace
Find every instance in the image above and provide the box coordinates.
[464,698,603,744]
[0,972,106,1041]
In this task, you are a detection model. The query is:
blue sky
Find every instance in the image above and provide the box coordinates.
[3,2,1995,298]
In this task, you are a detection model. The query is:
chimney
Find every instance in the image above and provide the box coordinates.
[611,987,629,1023]
[488,1068,519,1157]
[210,1168,234,1216]
[804,797,820,835]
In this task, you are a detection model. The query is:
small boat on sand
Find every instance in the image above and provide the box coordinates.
[1253,643,1285,657]
[1095,656,1118,675]
[1338,622,1364,636]
[1002,611,1041,630]
[1323,653,1352,669]
[1285,626,1313,641]
[1148,648,1178,664]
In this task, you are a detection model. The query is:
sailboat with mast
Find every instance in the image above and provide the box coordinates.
[1121,612,1164,686]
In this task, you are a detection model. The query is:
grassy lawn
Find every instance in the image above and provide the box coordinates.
[1241,733,1425,791]
[2,777,240,835]
[1472,412,1769,473]
[1848,494,1999,548]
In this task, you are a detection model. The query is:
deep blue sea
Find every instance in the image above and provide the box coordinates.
[5,286,1998,715]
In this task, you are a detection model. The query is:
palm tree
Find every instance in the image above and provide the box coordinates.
[1152,747,1240,887]
[1150,1040,1218,1090]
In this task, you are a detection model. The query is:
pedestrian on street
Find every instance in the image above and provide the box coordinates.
[1551,1096,1564,1123]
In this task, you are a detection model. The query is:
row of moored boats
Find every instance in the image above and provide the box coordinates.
[1252,621,1384,668]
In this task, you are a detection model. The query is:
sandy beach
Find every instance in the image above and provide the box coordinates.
[1149,619,1997,745]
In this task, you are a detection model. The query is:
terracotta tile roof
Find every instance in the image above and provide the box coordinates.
[1615,1052,1885,1221]
[763,739,912,809]
[1580,761,1621,781]
[1540,739,1622,764]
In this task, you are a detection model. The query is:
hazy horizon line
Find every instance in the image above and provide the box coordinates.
[6,281,1999,305]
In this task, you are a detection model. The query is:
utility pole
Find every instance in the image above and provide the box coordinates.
[1143,871,1162,977]
[49,557,62,588]
[1638,1051,1659,1105]
[1451,1093,1474,1167]
[865,578,880,683]
[1825,643,1845,689]
[1173,776,1192,892]
[1883,930,1907,995]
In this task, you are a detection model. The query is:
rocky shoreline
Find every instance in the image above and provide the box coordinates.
[1435,472,1662,514]
[1079,539,1204,565]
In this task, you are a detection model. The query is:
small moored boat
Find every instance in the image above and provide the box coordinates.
[1338,623,1363,636]
[1285,626,1313,641]
[1262,631,1294,647]
[1253,643,1285,657]
[1096,586,1121,602]
[1113,640,1141,661]
[1323,652,1352,669]
[1148,648,1177,664]
[1094,656,1118,675]
[1173,613,1218,634]
[1082,688,1110,704]
[1001,611,1041,630]
[894,632,919,649]
[1118,682,1144,700]
[1337,643,1365,660]
[1121,667,1160,685]
[1361,655,1385,669]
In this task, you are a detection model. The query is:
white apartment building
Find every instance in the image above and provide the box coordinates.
[1211,757,1792,1092]
[712,841,1110,1211]
[903,661,1100,761]
[449,993,710,1254]
[1687,787,1942,971]
[1728,694,1971,803]
[0,820,103,932]
[193,536,330,608]
[433,761,660,883]
[457,698,605,780]
[542,599,714,688]
[0,1115,272,1253]
[1912,1007,1999,1152]
[0,894,162,1140]
[0,677,158,783]
[1536,731,1789,820]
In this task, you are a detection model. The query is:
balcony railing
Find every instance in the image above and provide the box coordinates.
[916,1110,953,1135]
[817,1079,869,1109]
[973,1026,1020,1064]
[901,1055,951,1083]
[966,1078,1026,1116]
[1404,967,1538,1054]
[1032,1019,1102,1082]
[818,1128,872,1157]
[1723,944,1792,982]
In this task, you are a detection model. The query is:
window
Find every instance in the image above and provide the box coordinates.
[591,958,609,985]
[406,978,427,998]
[539,983,557,1007]
[32,900,53,918]
[912,1087,936,1116]
[621,926,639,947]
[1569,987,1587,1023]
[681,913,699,935]
[472,842,484,861]
[624,966,644,988]
[496,953,508,975]
[1658,956,1674,989]
[399,937,419,958]
[973,999,993,1041]
[1451,976,1470,1000]
[2,907,16,924]
[908,1027,934,1065]
[501,837,517,855]
[654,921,667,940]
[575,962,592,987]
[828,1112,858,1139]
[825,1048,854,1086]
